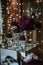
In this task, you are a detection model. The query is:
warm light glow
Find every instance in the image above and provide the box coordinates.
[17,3,18,5]
[10,27,13,30]
[37,42,39,44]
[7,27,10,30]
[39,21,42,23]
[6,7,9,10]
[10,14,13,17]
[12,2,15,5]
[23,10,25,12]
[19,16,21,18]
[36,0,40,3]
[19,3,21,5]
[22,3,23,5]
[41,41,43,43]
[19,10,21,12]
[38,31,41,32]
[7,10,10,14]
[26,10,29,12]
[10,0,18,19]
[13,18,15,20]
[2,24,5,26]
[7,20,10,23]
[9,19,12,21]
[29,38,32,41]
[9,0,11,2]
[9,16,11,19]
[8,24,11,27]
[7,3,9,5]
[29,32,32,34]
[16,14,19,16]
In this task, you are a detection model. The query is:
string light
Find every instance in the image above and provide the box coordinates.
[29,32,32,34]
[38,12,41,15]
[19,10,21,12]
[2,24,5,26]
[9,16,11,19]
[38,31,41,32]
[35,0,40,3]
[39,21,42,23]
[16,14,19,16]
[41,41,43,43]
[19,16,21,18]
[40,0,42,2]
[26,10,29,12]
[12,13,15,15]
[7,27,10,30]
[23,10,25,12]
[7,3,9,5]
[14,8,18,10]
[19,3,21,5]
[37,42,39,44]
[17,3,18,5]
[13,18,15,20]
[10,27,13,30]
[29,38,32,42]
[6,7,9,10]
[4,39,6,41]
[12,2,15,5]
[8,24,11,27]
[9,7,11,9]
[9,0,11,2]
[7,20,10,23]
[7,10,10,14]
[22,3,23,5]
[9,19,12,21]
[2,5,4,7]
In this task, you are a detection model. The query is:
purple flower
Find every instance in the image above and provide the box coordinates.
[18,16,30,29]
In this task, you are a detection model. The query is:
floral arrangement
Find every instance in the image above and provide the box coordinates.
[18,16,36,30]
[18,16,30,30]
[11,16,41,31]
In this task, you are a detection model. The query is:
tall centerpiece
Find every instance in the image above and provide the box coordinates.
[18,16,36,41]
[17,16,36,51]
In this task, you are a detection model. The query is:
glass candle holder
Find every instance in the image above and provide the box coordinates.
[6,33,12,49]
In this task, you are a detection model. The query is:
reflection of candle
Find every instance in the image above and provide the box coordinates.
[29,38,32,42]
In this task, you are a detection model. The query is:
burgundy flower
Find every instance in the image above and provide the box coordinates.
[18,16,30,29]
